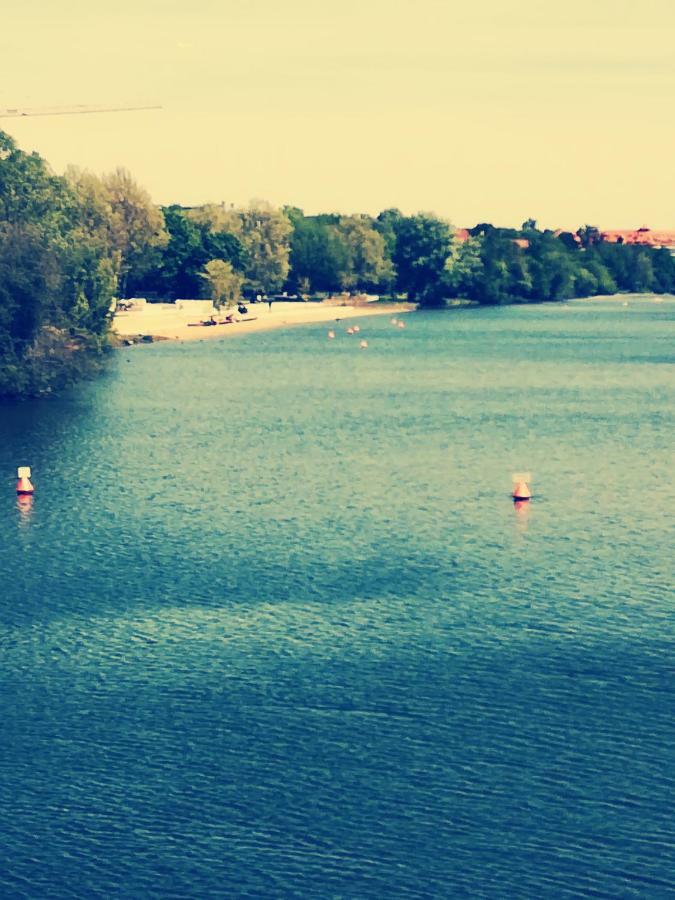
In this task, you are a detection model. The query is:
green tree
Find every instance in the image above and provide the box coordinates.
[574,266,599,297]
[65,167,123,325]
[191,201,292,293]
[652,247,675,293]
[374,208,404,278]
[576,225,601,249]
[0,131,117,396]
[0,132,74,232]
[65,167,114,242]
[473,232,520,303]
[201,260,244,309]
[444,235,483,297]
[151,206,204,297]
[393,213,453,306]
[101,167,168,296]
[336,215,394,292]
[239,201,292,292]
[287,214,349,293]
[630,249,655,292]
[581,251,617,295]
[140,206,245,299]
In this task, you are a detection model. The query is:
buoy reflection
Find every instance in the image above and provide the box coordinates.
[513,498,529,533]
[16,493,34,523]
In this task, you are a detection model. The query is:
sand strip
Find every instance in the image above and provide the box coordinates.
[113,301,412,343]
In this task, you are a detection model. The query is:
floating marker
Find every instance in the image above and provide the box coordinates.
[16,466,34,495]
[512,471,531,501]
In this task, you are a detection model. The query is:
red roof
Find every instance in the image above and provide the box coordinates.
[453,225,675,250]
[600,228,675,248]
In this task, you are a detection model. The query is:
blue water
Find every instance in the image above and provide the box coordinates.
[0,297,673,897]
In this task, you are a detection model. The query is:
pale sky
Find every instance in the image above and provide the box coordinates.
[2,0,675,229]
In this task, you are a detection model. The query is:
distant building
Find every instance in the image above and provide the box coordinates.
[453,228,529,250]
[455,225,675,253]
[599,227,675,250]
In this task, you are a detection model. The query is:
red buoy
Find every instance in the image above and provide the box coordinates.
[16,466,34,495]
[512,472,531,501]
[512,483,531,501]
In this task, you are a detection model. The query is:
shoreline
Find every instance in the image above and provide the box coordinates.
[113,301,414,344]
[111,292,672,347]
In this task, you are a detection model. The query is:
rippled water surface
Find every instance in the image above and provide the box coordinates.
[1,297,673,897]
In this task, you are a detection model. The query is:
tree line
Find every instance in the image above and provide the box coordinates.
[2,129,674,395]
[135,206,675,309]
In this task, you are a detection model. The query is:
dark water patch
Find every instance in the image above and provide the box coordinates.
[2,631,673,897]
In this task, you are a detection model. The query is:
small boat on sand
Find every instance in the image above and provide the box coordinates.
[188,315,235,327]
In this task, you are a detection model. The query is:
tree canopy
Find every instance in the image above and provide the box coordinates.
[0,132,118,395]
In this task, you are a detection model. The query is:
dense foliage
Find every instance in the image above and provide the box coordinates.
[2,130,674,396]
[137,207,675,307]
[443,222,675,306]
[0,131,167,396]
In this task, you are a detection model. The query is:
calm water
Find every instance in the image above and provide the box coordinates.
[0,297,673,898]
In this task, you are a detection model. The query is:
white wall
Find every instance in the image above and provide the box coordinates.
[175,300,216,316]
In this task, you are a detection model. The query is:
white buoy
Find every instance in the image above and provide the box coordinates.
[327,330,335,339]
[359,339,368,349]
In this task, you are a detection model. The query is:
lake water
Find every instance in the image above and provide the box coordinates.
[0,297,673,898]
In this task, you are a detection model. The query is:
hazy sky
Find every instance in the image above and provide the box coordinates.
[3,0,675,228]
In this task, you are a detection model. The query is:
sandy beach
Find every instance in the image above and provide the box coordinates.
[113,301,413,343]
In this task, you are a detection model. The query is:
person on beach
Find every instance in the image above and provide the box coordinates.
[267,296,273,311]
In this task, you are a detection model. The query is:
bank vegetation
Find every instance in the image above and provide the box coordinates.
[2,130,674,396]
